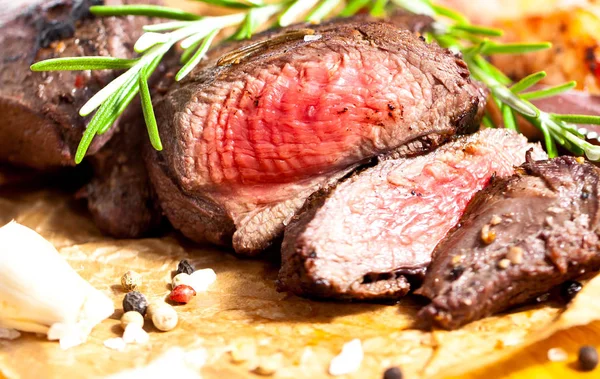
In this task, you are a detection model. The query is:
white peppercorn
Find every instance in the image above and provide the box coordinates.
[172,273,192,289]
[149,303,178,331]
[121,311,144,330]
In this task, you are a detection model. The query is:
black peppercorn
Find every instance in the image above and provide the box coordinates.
[383,366,403,379]
[177,260,195,275]
[578,345,598,371]
[561,280,582,302]
[123,291,148,316]
[449,265,464,280]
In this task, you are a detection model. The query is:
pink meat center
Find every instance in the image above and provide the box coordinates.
[308,134,538,273]
[189,48,427,185]
[378,146,510,268]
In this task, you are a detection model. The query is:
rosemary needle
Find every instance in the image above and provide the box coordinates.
[398,0,600,160]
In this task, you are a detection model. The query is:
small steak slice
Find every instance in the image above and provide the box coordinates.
[84,102,163,238]
[82,52,178,238]
[278,129,546,300]
[0,0,154,169]
[147,17,487,255]
[418,156,600,330]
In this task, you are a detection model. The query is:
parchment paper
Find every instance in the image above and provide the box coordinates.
[0,183,599,379]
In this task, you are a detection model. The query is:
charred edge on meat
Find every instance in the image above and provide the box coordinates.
[33,0,104,54]
[417,155,600,329]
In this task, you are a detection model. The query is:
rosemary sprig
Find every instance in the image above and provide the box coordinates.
[30,0,342,163]
[391,0,600,160]
[30,0,600,163]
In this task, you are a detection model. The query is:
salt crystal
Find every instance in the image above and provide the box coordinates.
[548,347,568,362]
[230,341,257,363]
[48,323,89,350]
[123,324,149,344]
[189,269,217,292]
[304,34,322,42]
[0,328,21,340]
[496,334,522,348]
[329,339,363,376]
[104,337,127,351]
[254,354,283,376]
[105,347,206,379]
[300,348,313,365]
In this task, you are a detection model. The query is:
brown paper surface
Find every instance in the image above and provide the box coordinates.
[1,185,599,379]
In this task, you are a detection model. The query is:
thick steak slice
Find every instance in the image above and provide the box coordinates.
[148,17,487,255]
[278,129,546,300]
[418,156,600,330]
[0,0,153,169]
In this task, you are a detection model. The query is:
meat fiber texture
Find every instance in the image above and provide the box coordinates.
[278,129,547,300]
[147,16,487,256]
[418,155,600,329]
[0,0,156,169]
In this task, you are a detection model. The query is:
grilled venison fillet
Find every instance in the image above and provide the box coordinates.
[85,11,432,239]
[84,103,164,238]
[0,0,157,169]
[278,129,546,300]
[82,51,181,238]
[146,16,487,255]
[418,155,600,329]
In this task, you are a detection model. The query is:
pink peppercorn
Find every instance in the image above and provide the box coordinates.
[170,284,196,304]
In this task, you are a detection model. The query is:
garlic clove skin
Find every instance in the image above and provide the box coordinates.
[0,221,114,345]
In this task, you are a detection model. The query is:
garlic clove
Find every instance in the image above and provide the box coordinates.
[0,221,114,347]
[0,318,49,335]
[189,269,217,292]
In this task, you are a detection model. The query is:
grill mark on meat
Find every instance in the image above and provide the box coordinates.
[417,155,600,329]
[148,14,487,255]
[278,130,547,300]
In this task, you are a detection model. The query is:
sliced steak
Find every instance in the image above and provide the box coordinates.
[0,0,154,169]
[418,156,600,329]
[147,17,487,255]
[82,51,178,238]
[278,129,546,300]
[84,102,163,238]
